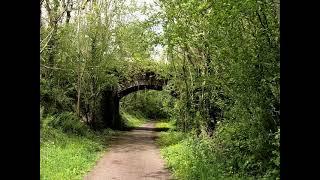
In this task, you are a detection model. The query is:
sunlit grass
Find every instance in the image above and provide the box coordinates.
[40,124,116,180]
[155,120,175,130]
[121,111,147,127]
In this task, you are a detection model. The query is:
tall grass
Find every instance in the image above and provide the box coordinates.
[156,121,280,180]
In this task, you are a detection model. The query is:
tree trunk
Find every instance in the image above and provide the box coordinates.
[76,64,82,116]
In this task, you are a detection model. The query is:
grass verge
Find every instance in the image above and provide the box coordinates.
[156,122,280,180]
[40,114,118,180]
[156,130,237,180]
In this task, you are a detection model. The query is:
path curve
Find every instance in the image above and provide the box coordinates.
[84,122,172,180]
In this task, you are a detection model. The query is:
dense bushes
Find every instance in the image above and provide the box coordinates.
[47,112,89,136]
[211,120,279,178]
[40,79,75,115]
[158,127,280,179]
[154,0,280,178]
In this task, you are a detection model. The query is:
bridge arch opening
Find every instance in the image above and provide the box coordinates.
[120,89,169,117]
[100,71,171,129]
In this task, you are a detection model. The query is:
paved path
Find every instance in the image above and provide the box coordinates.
[84,122,172,180]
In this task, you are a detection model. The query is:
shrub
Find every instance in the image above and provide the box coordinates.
[40,79,74,114]
[158,122,280,179]
[48,112,89,136]
[160,136,226,180]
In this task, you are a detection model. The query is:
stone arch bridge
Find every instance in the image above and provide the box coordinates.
[100,71,171,129]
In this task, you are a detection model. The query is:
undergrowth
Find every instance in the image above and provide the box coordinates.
[155,120,176,130]
[121,110,147,127]
[157,121,280,180]
[40,112,117,180]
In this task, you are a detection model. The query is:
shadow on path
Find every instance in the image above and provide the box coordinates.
[124,126,170,132]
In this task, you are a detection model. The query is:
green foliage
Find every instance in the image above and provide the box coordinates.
[41,139,102,180]
[160,138,225,180]
[40,106,45,128]
[156,131,186,148]
[40,114,116,180]
[155,0,280,178]
[155,120,175,130]
[121,111,147,128]
[47,112,89,136]
[158,123,280,179]
[40,78,75,114]
[121,90,170,119]
[159,133,255,179]
[40,129,106,180]
[41,0,279,178]
[41,0,167,128]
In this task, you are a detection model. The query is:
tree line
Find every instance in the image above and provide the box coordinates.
[40,0,280,178]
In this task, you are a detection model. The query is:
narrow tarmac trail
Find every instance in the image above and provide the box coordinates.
[84,122,172,180]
